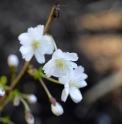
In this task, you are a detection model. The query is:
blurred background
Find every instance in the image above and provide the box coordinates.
[0,0,122,124]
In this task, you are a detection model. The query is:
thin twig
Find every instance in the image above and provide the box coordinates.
[44,1,60,34]
[39,78,52,98]
[0,2,59,107]
[41,73,61,84]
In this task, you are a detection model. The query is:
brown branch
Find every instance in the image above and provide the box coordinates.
[0,2,59,107]
[44,1,60,34]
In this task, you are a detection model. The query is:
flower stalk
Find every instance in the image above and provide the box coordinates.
[39,78,52,98]
[41,73,61,84]
[0,2,58,107]
[44,2,59,34]
[27,67,61,84]
[20,97,30,111]
[0,117,14,124]
[10,59,33,90]
[51,36,58,50]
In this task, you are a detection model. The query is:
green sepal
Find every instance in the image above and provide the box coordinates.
[0,76,7,87]
[9,89,21,100]
[34,67,43,79]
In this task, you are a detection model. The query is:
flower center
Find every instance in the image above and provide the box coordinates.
[56,59,66,70]
[70,82,80,87]
[32,41,40,50]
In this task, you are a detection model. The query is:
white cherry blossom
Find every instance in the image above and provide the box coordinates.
[59,66,88,103]
[43,49,78,77]
[18,25,54,64]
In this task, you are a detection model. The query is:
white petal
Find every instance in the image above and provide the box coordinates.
[52,49,64,59]
[35,50,45,64]
[72,80,87,88]
[69,61,77,68]
[41,35,54,54]
[59,76,68,84]
[41,35,53,44]
[22,52,34,61]
[18,33,32,46]
[74,66,85,75]
[43,66,55,77]
[36,25,44,38]
[28,25,44,40]
[27,27,36,40]
[43,60,55,77]
[79,73,88,80]
[46,44,54,54]
[72,66,88,82]
[37,44,48,55]
[43,59,55,70]
[53,67,71,77]
[79,80,87,88]
[74,73,88,82]
[69,87,82,103]
[59,69,73,84]
[20,46,34,61]
[63,52,78,61]
[61,83,69,102]
[19,46,33,55]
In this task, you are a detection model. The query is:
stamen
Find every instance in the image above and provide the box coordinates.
[32,41,40,50]
[56,59,66,70]
[70,82,80,87]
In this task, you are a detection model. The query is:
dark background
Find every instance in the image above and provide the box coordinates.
[0,0,122,124]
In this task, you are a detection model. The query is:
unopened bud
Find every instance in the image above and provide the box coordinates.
[0,87,5,97]
[49,97,56,105]
[8,54,19,67]
[27,94,37,104]
[25,111,34,124]
[13,95,20,106]
[51,102,64,116]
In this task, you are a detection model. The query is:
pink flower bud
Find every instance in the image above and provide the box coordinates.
[8,54,19,67]
[0,87,5,97]
[51,102,64,116]
[13,95,20,106]
[25,111,34,124]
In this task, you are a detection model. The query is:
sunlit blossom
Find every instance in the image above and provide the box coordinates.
[43,49,78,77]
[18,25,54,64]
[59,66,88,103]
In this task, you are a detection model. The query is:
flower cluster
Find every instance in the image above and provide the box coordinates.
[0,4,89,124]
[43,49,88,103]
[18,24,88,117]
